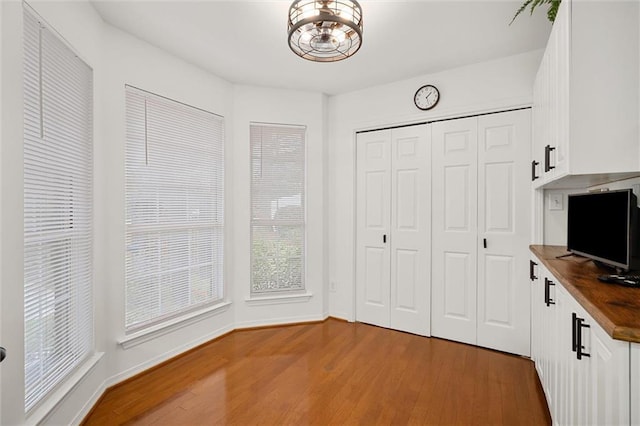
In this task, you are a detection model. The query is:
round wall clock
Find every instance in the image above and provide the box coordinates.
[414,85,440,111]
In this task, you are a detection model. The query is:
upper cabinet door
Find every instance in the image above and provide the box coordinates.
[476,109,531,357]
[532,0,640,188]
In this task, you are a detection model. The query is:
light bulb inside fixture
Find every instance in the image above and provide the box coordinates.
[337,5,353,21]
[300,31,312,44]
[310,28,339,51]
[300,3,319,20]
[332,27,346,43]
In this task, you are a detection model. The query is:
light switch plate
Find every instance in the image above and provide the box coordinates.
[548,193,563,211]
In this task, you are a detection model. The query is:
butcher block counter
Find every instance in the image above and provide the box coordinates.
[530,244,640,343]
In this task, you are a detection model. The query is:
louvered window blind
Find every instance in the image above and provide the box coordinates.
[250,123,306,293]
[23,9,93,412]
[125,86,224,331]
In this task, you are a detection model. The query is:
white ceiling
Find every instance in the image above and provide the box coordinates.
[91,0,552,95]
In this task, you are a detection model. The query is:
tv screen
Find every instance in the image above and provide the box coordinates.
[567,189,638,271]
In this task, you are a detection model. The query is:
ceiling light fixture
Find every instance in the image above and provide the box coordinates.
[287,0,363,62]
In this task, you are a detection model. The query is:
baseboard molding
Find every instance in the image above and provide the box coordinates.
[328,311,351,322]
[235,313,328,330]
[73,381,107,425]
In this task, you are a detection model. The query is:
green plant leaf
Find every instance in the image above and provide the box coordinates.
[510,0,534,25]
[510,0,561,25]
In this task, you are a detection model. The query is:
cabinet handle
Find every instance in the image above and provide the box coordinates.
[576,317,591,360]
[0,346,5,363]
[544,278,555,306]
[383,234,386,244]
[571,312,578,352]
[483,238,487,249]
[529,260,538,281]
[544,145,556,172]
[531,160,539,181]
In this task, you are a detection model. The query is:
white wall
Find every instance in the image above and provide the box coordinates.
[327,50,544,320]
[543,189,582,246]
[0,2,108,424]
[1,1,333,423]
[232,86,327,327]
[0,0,548,422]
[0,1,239,424]
[99,18,236,399]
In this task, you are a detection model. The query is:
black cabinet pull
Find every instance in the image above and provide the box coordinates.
[544,278,555,306]
[531,160,539,181]
[529,260,538,281]
[483,238,487,249]
[572,313,578,352]
[544,145,556,172]
[383,234,386,244]
[576,317,591,360]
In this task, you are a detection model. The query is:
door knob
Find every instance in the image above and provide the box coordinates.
[0,347,6,363]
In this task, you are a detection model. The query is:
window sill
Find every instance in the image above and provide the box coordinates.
[27,352,104,425]
[245,292,313,306]
[118,301,232,349]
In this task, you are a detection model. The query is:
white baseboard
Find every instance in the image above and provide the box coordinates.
[328,311,351,322]
[72,380,107,425]
[235,314,327,330]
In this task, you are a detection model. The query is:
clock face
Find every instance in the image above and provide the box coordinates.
[414,85,440,110]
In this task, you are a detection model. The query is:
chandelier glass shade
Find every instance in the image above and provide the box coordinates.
[287,0,363,62]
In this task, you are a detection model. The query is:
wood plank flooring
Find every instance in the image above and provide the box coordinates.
[83,319,551,425]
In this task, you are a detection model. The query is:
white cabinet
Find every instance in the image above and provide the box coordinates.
[632,344,640,426]
[431,110,531,356]
[530,260,558,417]
[529,257,542,375]
[531,2,568,185]
[531,0,640,189]
[588,313,630,426]
[355,125,431,336]
[562,290,630,426]
[531,255,631,425]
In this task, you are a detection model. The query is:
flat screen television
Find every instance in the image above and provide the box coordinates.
[567,189,640,272]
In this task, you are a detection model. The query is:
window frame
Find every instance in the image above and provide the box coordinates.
[249,122,307,296]
[22,6,94,413]
[124,85,225,333]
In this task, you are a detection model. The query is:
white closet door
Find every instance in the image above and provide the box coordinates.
[389,126,430,336]
[356,130,392,328]
[477,110,531,356]
[431,117,478,345]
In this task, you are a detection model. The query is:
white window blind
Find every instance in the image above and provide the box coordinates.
[23,9,93,412]
[250,123,306,294]
[125,86,224,331]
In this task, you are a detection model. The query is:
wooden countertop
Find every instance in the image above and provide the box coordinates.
[530,245,640,343]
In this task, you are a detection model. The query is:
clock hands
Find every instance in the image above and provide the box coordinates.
[414,85,439,111]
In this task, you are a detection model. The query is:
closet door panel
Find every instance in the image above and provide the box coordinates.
[356,130,392,328]
[477,110,531,356]
[431,117,478,345]
[390,125,430,336]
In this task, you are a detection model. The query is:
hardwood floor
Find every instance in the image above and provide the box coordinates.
[83,319,551,425]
